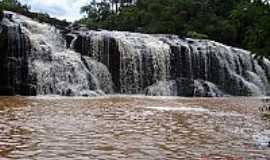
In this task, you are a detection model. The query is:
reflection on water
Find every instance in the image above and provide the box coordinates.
[0,96,270,159]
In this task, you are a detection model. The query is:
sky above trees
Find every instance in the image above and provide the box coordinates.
[18,0,88,21]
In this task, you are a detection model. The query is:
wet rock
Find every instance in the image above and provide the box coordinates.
[0,13,34,96]
[0,11,3,21]
[65,33,77,48]
[65,88,74,96]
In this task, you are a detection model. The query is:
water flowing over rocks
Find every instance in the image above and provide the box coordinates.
[0,11,108,96]
[1,11,270,97]
[145,79,224,97]
[72,30,270,96]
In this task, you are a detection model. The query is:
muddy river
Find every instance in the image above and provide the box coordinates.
[0,96,270,159]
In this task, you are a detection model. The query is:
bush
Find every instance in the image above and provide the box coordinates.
[187,31,208,39]
[0,0,29,13]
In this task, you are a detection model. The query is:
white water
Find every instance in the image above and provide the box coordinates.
[79,31,172,94]
[7,11,113,96]
[77,30,270,96]
[3,11,270,97]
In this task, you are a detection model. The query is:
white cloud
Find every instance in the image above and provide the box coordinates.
[18,0,89,21]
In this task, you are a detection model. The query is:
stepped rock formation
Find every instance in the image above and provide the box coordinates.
[1,11,270,97]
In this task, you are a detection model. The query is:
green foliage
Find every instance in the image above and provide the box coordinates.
[187,31,208,39]
[0,0,69,29]
[0,0,29,13]
[231,0,270,59]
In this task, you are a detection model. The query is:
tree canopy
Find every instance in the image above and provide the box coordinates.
[0,0,29,14]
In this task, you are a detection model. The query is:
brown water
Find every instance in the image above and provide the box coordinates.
[0,96,270,160]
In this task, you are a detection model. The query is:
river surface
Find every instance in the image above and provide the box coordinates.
[0,96,270,160]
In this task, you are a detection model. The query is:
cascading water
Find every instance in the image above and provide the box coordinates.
[73,31,270,97]
[1,11,113,96]
[73,31,171,94]
[145,79,224,97]
[1,11,270,97]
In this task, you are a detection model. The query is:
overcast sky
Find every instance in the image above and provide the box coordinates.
[18,0,89,21]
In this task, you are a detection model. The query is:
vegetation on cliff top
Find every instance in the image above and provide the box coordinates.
[0,0,69,29]
[79,0,270,59]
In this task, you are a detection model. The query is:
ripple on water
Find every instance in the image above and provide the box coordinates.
[0,96,270,159]
[145,106,209,112]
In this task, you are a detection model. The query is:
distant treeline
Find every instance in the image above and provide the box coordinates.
[79,0,270,59]
[0,0,70,29]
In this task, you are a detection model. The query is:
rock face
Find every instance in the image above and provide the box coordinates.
[1,11,270,97]
[0,11,3,21]
[0,12,34,95]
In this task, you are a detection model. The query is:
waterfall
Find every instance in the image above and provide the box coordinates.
[74,31,172,94]
[1,11,113,96]
[1,11,270,97]
[74,31,270,97]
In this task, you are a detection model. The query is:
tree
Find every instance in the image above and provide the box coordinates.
[81,1,98,20]
[0,0,29,13]
[230,0,270,58]
[81,0,112,22]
